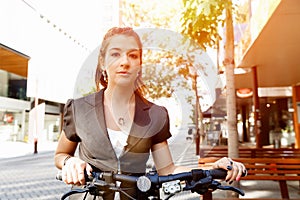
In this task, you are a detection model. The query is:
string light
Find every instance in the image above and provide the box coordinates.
[22,0,90,52]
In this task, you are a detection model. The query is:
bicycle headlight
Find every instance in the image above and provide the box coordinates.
[137,176,151,192]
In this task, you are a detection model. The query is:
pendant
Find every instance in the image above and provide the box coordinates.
[118,117,125,126]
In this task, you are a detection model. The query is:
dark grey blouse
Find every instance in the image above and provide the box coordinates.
[63,89,172,174]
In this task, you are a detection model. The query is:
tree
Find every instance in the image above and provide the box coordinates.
[120,0,182,29]
[180,0,240,159]
[224,2,239,159]
[142,50,191,100]
[180,0,227,50]
[181,1,249,197]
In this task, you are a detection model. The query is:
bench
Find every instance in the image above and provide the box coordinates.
[199,147,300,158]
[198,157,300,200]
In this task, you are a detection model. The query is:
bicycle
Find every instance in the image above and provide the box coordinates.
[57,168,245,200]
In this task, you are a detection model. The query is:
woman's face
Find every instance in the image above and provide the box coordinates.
[103,34,141,88]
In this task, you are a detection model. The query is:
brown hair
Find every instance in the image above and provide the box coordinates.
[95,27,147,97]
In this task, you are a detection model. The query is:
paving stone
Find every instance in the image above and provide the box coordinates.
[1,139,300,199]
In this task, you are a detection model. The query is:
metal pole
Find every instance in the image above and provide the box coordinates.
[34,97,38,154]
[193,74,200,155]
[252,66,261,148]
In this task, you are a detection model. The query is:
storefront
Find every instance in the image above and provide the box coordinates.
[0,96,61,143]
[0,44,62,143]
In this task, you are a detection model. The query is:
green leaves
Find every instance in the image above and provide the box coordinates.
[142,50,191,99]
[180,0,232,49]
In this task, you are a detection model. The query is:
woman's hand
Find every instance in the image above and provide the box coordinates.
[212,157,247,183]
[61,157,93,185]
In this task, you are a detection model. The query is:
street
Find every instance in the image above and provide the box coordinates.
[0,151,69,199]
[0,130,201,200]
[1,131,300,200]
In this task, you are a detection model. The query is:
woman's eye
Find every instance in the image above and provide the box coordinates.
[129,54,138,59]
[111,52,120,57]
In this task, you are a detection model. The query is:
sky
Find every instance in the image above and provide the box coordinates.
[1,0,118,103]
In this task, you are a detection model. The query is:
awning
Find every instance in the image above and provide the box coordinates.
[235,0,300,89]
[0,44,30,77]
[203,106,226,118]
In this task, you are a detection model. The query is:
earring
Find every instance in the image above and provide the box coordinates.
[102,70,108,82]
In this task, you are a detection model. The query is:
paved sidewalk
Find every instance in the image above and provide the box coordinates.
[0,140,58,158]
[0,147,68,199]
[169,141,300,200]
[0,139,300,199]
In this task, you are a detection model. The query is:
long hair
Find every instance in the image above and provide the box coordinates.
[95,27,147,97]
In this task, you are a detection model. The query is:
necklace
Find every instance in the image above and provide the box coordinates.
[110,107,130,127]
[104,92,135,127]
[118,117,125,126]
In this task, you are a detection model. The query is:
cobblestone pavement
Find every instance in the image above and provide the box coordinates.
[0,151,69,200]
[1,136,300,200]
[0,136,201,200]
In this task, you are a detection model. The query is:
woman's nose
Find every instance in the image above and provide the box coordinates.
[119,54,129,67]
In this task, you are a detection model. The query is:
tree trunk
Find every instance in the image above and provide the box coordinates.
[225,0,239,159]
[224,2,239,198]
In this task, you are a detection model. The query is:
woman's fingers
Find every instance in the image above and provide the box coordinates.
[77,170,85,185]
[214,157,247,183]
[227,162,238,182]
[235,162,245,181]
[62,157,88,185]
[225,158,235,182]
[86,163,93,176]
[77,162,87,185]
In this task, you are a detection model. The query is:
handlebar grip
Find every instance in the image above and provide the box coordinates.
[191,168,246,181]
[209,169,228,179]
[56,170,93,181]
[190,169,226,181]
[209,168,247,179]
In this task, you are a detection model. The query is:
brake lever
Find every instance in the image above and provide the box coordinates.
[60,183,100,200]
[61,188,89,200]
[205,179,245,196]
[183,176,212,194]
[184,176,245,197]
[216,184,245,196]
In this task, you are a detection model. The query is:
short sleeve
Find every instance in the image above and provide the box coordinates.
[63,99,81,142]
[151,107,172,145]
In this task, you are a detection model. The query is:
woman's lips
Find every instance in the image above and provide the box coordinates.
[117,71,130,75]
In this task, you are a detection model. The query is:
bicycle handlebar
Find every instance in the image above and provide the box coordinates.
[57,169,245,199]
[56,168,228,182]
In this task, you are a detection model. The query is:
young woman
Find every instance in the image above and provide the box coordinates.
[54,27,246,199]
